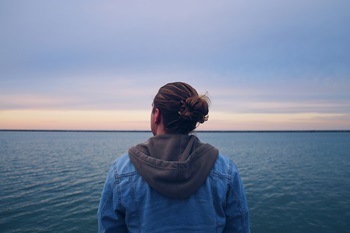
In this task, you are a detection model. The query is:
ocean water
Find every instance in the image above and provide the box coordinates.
[0,131,349,233]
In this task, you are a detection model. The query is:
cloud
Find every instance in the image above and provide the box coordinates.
[1,69,349,117]
[2,0,349,75]
[205,112,350,130]
[0,109,150,130]
[1,0,350,129]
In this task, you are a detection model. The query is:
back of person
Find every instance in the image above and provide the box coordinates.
[97,82,250,232]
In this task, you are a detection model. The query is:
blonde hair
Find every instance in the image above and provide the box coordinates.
[153,82,210,134]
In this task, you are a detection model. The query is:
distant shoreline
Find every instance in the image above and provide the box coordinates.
[1,129,350,133]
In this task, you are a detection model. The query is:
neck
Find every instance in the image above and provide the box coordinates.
[153,122,166,136]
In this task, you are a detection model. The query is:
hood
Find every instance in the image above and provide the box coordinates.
[128,134,218,199]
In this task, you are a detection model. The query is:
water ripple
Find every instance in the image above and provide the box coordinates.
[1,131,349,233]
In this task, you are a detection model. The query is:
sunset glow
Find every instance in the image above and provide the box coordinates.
[1,1,349,130]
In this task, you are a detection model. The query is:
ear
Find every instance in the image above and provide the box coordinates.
[154,108,161,124]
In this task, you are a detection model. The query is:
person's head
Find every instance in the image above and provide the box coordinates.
[151,82,210,135]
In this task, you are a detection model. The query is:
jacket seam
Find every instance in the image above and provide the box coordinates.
[115,170,139,179]
[228,160,247,233]
[115,169,123,214]
[100,177,117,213]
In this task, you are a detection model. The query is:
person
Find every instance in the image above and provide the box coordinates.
[97,82,250,233]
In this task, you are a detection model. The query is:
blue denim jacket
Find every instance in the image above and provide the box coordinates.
[97,153,250,233]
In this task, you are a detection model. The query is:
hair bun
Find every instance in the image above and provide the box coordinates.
[178,96,209,124]
[153,82,210,134]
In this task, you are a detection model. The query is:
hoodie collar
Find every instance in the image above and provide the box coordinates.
[128,134,218,199]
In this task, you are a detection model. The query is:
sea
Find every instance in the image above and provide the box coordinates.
[0,130,349,233]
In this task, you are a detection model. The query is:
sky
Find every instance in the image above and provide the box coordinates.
[1,0,350,130]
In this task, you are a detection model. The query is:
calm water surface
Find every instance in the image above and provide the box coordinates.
[0,131,349,233]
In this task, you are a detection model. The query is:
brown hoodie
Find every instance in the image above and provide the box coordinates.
[128,134,218,199]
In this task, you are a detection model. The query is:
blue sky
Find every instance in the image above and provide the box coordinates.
[1,0,350,130]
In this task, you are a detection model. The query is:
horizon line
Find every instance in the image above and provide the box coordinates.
[1,129,350,133]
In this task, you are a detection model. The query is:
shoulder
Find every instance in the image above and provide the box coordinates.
[210,153,242,187]
[212,153,238,174]
[109,154,138,178]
